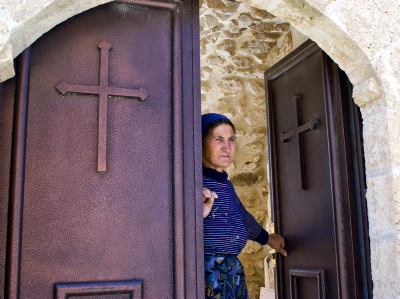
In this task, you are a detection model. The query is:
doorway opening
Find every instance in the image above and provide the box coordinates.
[0,1,374,298]
[199,2,371,298]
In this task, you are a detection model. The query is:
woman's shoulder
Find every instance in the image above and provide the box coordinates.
[202,167,229,182]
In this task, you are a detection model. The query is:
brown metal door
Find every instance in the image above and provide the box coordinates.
[265,41,372,299]
[0,1,203,298]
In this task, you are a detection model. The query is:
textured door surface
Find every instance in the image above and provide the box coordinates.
[265,41,371,299]
[0,1,202,298]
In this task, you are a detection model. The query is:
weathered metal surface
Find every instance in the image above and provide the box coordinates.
[280,93,319,190]
[55,40,149,172]
[289,268,326,299]
[54,279,142,299]
[5,48,32,299]
[265,40,371,298]
[0,0,202,298]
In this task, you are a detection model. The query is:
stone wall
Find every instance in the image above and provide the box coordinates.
[200,1,306,297]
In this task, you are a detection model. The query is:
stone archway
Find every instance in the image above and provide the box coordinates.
[0,0,381,105]
[239,0,381,106]
[0,0,112,81]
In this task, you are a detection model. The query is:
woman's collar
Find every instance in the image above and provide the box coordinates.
[202,166,228,182]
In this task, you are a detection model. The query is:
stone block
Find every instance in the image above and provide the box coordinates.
[247,5,276,20]
[244,109,266,125]
[0,43,15,82]
[215,106,236,118]
[252,32,282,42]
[333,1,399,60]
[243,155,261,163]
[219,78,243,96]
[250,96,265,106]
[247,279,263,299]
[201,14,219,28]
[362,108,391,175]
[387,109,400,168]
[241,240,263,254]
[222,29,243,39]
[243,162,259,172]
[217,97,232,104]
[240,257,256,276]
[239,189,261,207]
[245,142,264,152]
[201,85,212,94]
[228,19,240,33]
[253,22,276,33]
[247,80,265,95]
[352,77,381,107]
[249,127,267,138]
[255,256,265,270]
[366,174,397,237]
[230,171,262,187]
[254,209,268,223]
[205,55,224,67]
[274,22,290,32]
[215,39,236,59]
[240,40,276,55]
[204,0,240,12]
[232,56,254,69]
[369,237,400,298]
[214,11,231,21]
[370,44,400,109]
[201,66,212,80]
[204,30,223,44]
[238,13,259,28]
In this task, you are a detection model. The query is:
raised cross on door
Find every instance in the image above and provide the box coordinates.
[280,94,318,190]
[55,40,149,172]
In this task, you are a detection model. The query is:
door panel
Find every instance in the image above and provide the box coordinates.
[0,1,202,298]
[265,40,371,299]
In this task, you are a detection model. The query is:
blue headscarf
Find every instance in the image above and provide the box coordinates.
[201,113,230,134]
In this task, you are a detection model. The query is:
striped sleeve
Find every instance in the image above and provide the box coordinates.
[235,194,269,245]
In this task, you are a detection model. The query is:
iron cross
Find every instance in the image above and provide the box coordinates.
[280,94,319,190]
[55,40,148,173]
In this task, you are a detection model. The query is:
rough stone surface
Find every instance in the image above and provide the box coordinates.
[200,3,296,296]
[241,240,263,254]
[239,189,261,207]
[245,142,264,152]
[245,279,263,299]
[240,257,256,276]
[254,209,268,223]
[230,172,262,188]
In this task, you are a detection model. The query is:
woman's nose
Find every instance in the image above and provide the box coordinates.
[221,140,230,151]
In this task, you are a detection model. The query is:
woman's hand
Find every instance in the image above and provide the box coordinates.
[267,233,287,256]
[203,187,218,218]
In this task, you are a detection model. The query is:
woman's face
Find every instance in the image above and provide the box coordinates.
[202,124,236,173]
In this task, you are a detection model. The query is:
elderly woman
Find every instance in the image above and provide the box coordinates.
[202,113,286,299]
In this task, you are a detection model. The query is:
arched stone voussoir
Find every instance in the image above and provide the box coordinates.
[0,0,112,82]
[239,0,381,106]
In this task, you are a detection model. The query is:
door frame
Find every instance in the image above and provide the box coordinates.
[265,40,372,298]
[0,0,204,298]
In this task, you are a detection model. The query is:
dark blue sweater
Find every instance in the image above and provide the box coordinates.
[203,167,269,255]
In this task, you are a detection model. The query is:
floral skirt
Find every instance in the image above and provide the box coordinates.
[204,254,248,299]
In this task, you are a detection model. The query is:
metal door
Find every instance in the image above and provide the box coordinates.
[265,40,372,299]
[0,1,202,298]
